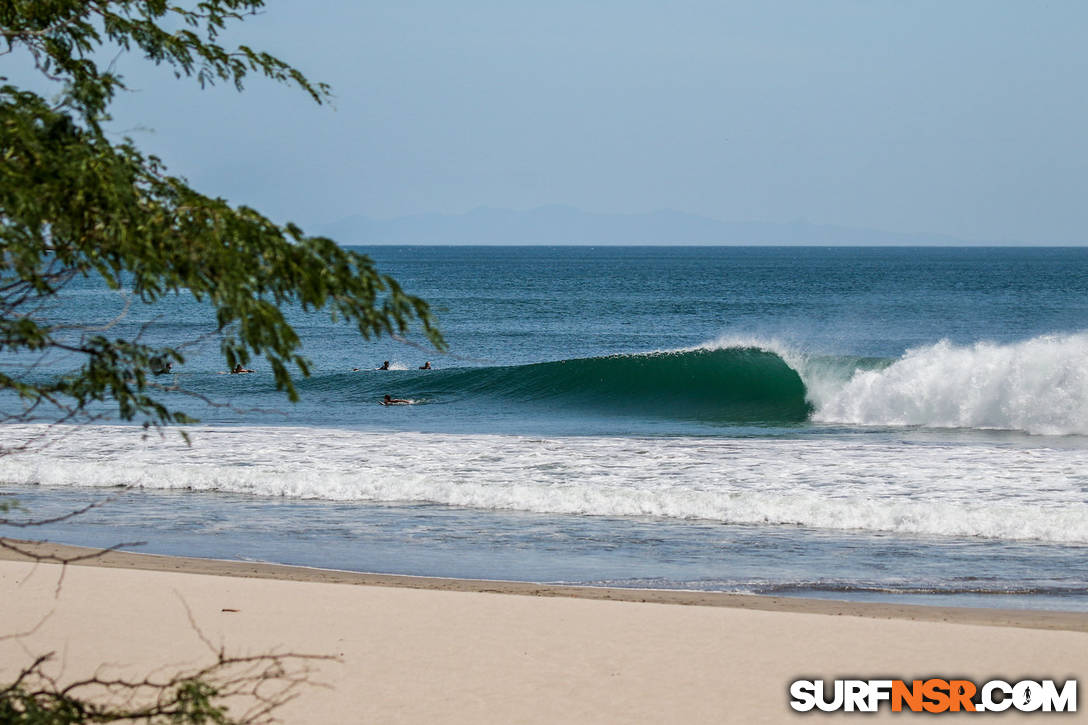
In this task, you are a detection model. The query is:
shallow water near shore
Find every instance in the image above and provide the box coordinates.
[10,483,1088,612]
[2,246,1088,610]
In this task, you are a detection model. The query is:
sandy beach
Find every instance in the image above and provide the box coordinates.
[1,541,1085,723]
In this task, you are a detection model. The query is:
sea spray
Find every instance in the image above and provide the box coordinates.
[811,333,1088,435]
[694,333,1088,436]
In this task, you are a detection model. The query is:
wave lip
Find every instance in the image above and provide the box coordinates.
[810,333,1088,435]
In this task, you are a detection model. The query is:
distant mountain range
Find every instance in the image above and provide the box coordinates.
[315,205,978,245]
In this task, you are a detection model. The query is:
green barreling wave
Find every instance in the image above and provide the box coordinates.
[303,347,813,423]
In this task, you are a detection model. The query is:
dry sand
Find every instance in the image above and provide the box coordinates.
[1,541,1086,723]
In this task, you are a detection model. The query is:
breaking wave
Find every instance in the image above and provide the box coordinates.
[299,332,1088,435]
[301,346,813,423]
[808,333,1088,436]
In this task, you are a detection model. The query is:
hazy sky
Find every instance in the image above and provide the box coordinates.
[28,1,1088,242]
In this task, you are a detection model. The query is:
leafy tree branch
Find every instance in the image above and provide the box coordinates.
[0,0,444,430]
[0,3,431,721]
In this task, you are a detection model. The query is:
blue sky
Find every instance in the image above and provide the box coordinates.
[27,1,1088,242]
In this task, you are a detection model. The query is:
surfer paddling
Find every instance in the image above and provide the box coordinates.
[230,364,254,374]
[419,361,432,370]
[381,394,410,406]
[378,360,390,370]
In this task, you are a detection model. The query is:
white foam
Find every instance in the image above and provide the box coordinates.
[694,332,1088,436]
[811,334,1088,435]
[2,424,1086,544]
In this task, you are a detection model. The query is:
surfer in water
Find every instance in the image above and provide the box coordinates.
[230,364,254,374]
[378,360,390,370]
[149,356,173,375]
[419,361,432,370]
[381,394,410,406]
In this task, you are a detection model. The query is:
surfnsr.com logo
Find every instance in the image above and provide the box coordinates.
[789,679,1077,713]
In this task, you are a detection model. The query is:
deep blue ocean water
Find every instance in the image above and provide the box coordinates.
[3,246,1088,610]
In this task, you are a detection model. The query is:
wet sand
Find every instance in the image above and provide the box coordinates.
[2,540,1086,723]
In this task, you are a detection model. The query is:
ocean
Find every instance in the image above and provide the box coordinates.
[2,246,1087,610]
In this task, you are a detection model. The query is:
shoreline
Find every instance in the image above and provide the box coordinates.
[4,538,1086,632]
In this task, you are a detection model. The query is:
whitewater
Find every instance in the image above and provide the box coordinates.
[3,420,1087,544]
[808,333,1088,436]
